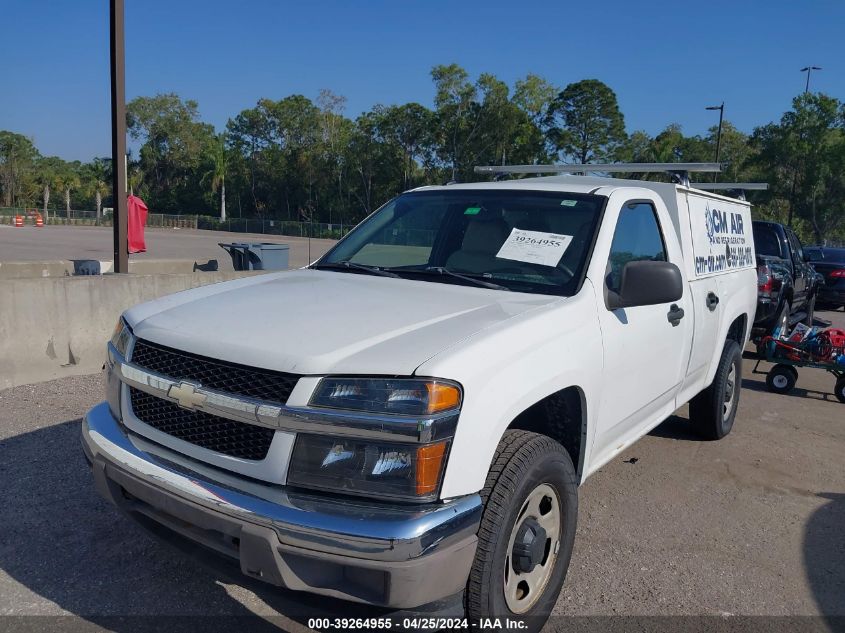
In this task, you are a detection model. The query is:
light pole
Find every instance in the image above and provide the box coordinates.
[800,66,822,93]
[706,102,724,182]
[110,0,128,273]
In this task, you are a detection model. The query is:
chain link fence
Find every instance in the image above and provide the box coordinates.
[0,207,354,239]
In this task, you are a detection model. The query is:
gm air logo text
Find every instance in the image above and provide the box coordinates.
[705,205,745,245]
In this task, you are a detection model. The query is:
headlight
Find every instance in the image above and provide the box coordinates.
[106,317,133,420]
[110,317,133,359]
[309,378,461,416]
[288,435,448,501]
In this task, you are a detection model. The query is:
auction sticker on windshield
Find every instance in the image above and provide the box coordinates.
[496,228,573,267]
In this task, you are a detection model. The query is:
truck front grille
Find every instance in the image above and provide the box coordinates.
[129,387,274,460]
[131,339,299,403]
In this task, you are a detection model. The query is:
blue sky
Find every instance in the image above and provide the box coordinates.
[3,0,843,161]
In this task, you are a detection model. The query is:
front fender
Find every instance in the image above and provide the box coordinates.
[416,283,604,499]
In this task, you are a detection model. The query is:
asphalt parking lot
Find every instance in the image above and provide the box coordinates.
[1,310,843,630]
[0,224,335,270]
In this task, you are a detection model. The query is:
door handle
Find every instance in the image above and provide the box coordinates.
[706,292,720,311]
[667,304,685,326]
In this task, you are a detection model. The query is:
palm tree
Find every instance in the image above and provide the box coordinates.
[36,157,65,222]
[54,168,81,219]
[86,158,111,222]
[203,133,227,222]
[41,178,50,222]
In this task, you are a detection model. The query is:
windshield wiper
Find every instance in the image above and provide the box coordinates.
[311,261,401,278]
[410,266,508,291]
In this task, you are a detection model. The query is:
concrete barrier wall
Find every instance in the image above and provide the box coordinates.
[0,258,230,279]
[0,271,263,389]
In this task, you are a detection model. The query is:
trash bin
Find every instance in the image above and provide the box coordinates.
[219,242,289,271]
[249,243,289,270]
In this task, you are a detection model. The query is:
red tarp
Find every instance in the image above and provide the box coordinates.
[127,195,148,253]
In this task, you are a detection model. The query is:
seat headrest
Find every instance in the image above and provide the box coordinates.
[462,218,509,253]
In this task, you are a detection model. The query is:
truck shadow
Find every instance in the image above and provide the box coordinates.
[648,415,701,442]
[741,377,841,403]
[0,419,393,632]
[803,492,845,622]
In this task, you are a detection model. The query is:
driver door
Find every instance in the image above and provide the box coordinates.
[591,198,692,462]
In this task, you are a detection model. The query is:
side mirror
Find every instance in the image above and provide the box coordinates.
[607,260,683,310]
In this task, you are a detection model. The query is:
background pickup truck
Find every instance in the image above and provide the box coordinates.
[753,220,822,337]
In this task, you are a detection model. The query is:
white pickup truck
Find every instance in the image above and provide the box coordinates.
[82,165,757,628]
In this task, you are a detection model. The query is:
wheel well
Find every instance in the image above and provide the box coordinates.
[783,288,794,307]
[507,387,585,478]
[726,313,748,347]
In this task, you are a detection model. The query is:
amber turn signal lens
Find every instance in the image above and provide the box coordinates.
[426,383,461,414]
[416,441,448,496]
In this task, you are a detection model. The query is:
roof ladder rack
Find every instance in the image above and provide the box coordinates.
[689,182,769,201]
[474,163,722,187]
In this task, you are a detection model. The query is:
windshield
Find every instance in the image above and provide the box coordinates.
[315,189,606,296]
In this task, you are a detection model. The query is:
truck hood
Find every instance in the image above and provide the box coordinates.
[125,269,558,376]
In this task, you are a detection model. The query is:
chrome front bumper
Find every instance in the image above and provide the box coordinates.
[82,402,481,608]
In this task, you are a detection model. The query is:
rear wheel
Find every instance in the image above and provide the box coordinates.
[773,300,791,338]
[766,364,797,394]
[803,293,816,327]
[467,430,577,631]
[689,340,742,440]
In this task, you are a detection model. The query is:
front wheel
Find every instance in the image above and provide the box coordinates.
[467,430,578,631]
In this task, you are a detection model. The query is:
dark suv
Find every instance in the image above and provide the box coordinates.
[752,220,821,337]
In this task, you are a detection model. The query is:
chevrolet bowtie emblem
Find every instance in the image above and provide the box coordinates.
[168,382,207,410]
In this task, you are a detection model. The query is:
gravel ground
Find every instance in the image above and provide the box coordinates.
[1,310,843,631]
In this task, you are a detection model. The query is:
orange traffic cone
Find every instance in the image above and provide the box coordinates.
[14,215,24,227]
[35,214,44,227]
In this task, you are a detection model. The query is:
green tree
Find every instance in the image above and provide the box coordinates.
[82,157,111,221]
[48,160,82,219]
[0,131,39,207]
[513,73,557,159]
[127,93,215,213]
[36,156,67,221]
[547,79,627,163]
[374,103,436,190]
[202,134,227,221]
[753,93,845,243]
[227,96,323,220]
[705,121,753,182]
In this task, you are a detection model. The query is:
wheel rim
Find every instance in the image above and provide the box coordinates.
[723,364,737,420]
[772,374,788,389]
[503,483,560,614]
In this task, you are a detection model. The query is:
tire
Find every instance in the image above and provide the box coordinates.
[834,376,845,404]
[689,340,742,440]
[466,430,578,631]
[766,364,797,394]
[803,293,816,327]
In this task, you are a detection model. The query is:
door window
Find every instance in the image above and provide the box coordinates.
[606,202,666,293]
[786,230,804,263]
